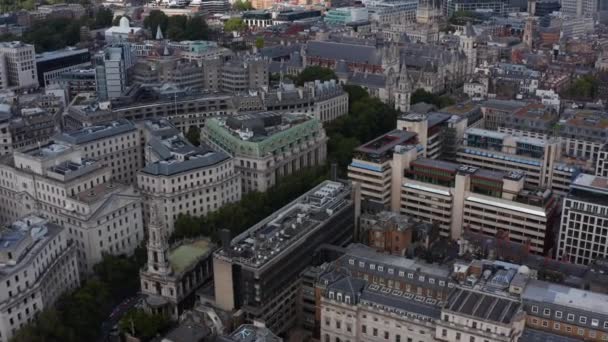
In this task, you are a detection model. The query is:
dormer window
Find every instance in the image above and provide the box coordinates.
[345,295,351,304]
[337,293,343,302]
[329,291,335,299]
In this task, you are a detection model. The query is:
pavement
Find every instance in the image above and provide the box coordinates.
[99,294,144,342]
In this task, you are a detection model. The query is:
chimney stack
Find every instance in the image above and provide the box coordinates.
[331,162,338,181]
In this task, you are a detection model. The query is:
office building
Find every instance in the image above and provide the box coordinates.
[523,279,608,341]
[0,143,144,273]
[55,67,97,101]
[557,174,608,265]
[446,0,508,16]
[219,56,268,93]
[213,180,359,334]
[347,129,421,207]
[218,323,283,342]
[0,215,79,342]
[54,119,142,184]
[137,119,241,234]
[108,85,237,133]
[0,42,37,90]
[257,81,349,123]
[397,112,468,160]
[457,128,577,195]
[35,48,90,88]
[395,155,559,252]
[561,0,597,17]
[95,43,135,100]
[140,208,215,319]
[325,7,369,25]
[203,112,327,193]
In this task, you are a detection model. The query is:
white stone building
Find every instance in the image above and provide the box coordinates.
[0,215,79,342]
[137,119,241,234]
[54,119,142,184]
[0,142,145,274]
[0,42,38,91]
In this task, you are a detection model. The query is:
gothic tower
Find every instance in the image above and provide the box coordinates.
[523,0,537,48]
[146,202,172,276]
[393,64,412,113]
[459,21,477,75]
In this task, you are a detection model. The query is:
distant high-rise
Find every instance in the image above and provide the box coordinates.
[561,0,598,17]
[95,43,134,100]
[0,42,38,90]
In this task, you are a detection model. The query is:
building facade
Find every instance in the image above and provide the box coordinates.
[203,112,327,193]
[0,215,79,342]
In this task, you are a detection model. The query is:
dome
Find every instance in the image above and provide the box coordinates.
[518,265,530,275]
[119,16,130,28]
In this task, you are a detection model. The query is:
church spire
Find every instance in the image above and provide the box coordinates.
[146,202,172,276]
[156,26,164,40]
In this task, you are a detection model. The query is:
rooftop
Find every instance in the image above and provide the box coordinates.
[222,112,311,142]
[220,324,282,342]
[216,181,352,270]
[356,130,417,155]
[142,125,230,176]
[446,288,522,324]
[361,283,442,319]
[342,244,452,279]
[522,279,608,316]
[35,47,89,63]
[22,142,71,159]
[0,215,62,278]
[482,99,528,112]
[55,119,136,145]
[168,239,215,274]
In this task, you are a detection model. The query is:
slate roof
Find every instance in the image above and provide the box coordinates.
[520,328,581,342]
[445,288,522,324]
[306,41,383,65]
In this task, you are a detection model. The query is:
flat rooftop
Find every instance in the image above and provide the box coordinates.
[22,142,71,159]
[563,110,608,129]
[356,130,417,155]
[482,99,528,112]
[522,279,608,316]
[36,47,89,63]
[342,244,451,279]
[56,119,136,145]
[221,324,282,342]
[361,283,442,319]
[446,288,522,325]
[168,239,214,274]
[217,181,351,270]
[222,112,312,143]
[72,181,127,204]
[142,133,231,176]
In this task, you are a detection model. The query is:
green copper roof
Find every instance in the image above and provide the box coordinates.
[204,117,323,158]
[168,239,213,274]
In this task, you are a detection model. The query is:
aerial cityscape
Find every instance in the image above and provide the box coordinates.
[0,0,607,340]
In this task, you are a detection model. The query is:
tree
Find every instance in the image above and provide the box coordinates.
[119,309,171,340]
[186,126,201,146]
[144,10,169,34]
[410,88,455,109]
[224,18,246,33]
[184,16,209,40]
[21,18,83,52]
[255,36,264,49]
[94,7,114,29]
[233,0,253,10]
[295,66,337,86]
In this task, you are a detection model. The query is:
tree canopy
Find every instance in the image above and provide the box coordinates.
[233,0,253,10]
[11,246,147,342]
[410,88,456,109]
[94,7,114,29]
[255,36,265,49]
[561,75,598,100]
[224,18,247,33]
[295,66,337,86]
[119,309,171,340]
[186,126,201,146]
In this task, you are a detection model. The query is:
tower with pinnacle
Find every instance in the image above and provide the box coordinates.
[146,203,171,276]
